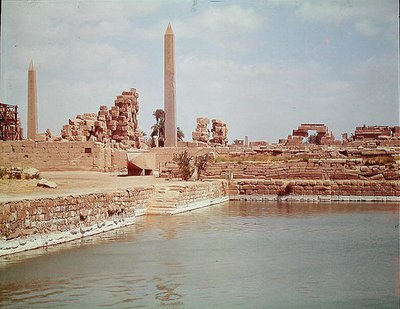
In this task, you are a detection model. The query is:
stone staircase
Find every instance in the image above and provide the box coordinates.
[146,184,186,215]
[146,181,228,215]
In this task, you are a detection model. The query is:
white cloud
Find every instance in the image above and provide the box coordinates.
[2,0,162,46]
[1,0,397,144]
[176,52,397,142]
[136,4,265,50]
[266,0,397,38]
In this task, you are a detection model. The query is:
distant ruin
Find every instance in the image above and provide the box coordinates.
[192,117,228,146]
[192,117,210,145]
[279,123,339,146]
[352,125,399,141]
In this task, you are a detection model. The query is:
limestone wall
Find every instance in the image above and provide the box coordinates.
[0,186,154,256]
[229,179,400,202]
[200,159,399,181]
[0,141,127,172]
[149,147,230,168]
[0,180,228,256]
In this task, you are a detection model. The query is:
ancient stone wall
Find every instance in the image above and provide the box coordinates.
[280,123,340,146]
[0,140,127,172]
[148,146,230,169]
[147,181,228,214]
[61,89,142,147]
[0,186,155,256]
[0,180,228,256]
[342,125,400,147]
[192,117,210,144]
[210,119,228,146]
[353,125,400,140]
[191,118,228,146]
[160,158,399,181]
[229,179,400,201]
[201,159,399,181]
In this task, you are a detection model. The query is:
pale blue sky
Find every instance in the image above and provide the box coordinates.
[1,0,398,142]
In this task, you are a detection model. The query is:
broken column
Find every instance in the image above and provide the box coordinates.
[192,117,210,143]
[210,119,228,146]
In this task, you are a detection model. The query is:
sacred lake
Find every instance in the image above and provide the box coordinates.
[0,201,398,308]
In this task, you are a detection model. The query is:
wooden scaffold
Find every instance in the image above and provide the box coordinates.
[0,102,23,141]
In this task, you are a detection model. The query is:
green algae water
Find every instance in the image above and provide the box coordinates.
[0,201,398,308]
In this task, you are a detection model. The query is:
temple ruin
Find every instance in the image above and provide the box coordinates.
[280,123,339,146]
[192,118,228,146]
[353,125,399,140]
[192,117,210,144]
[61,89,143,147]
[210,119,228,146]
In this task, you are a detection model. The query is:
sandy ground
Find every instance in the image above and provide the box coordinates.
[0,171,178,202]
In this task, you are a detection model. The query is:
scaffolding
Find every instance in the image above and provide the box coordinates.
[0,102,23,141]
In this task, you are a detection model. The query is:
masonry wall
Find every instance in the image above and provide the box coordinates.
[0,186,155,256]
[147,180,228,214]
[0,180,229,256]
[0,141,127,172]
[229,179,400,201]
[148,146,230,168]
[185,160,399,181]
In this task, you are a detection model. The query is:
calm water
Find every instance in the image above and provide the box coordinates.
[0,201,398,308]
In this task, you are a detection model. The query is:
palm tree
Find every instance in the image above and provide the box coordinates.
[177,127,185,142]
[151,109,165,147]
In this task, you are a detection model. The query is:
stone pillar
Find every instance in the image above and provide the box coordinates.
[245,136,249,148]
[27,60,37,140]
[164,23,177,147]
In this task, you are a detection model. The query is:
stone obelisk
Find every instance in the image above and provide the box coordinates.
[27,60,37,140]
[164,23,177,147]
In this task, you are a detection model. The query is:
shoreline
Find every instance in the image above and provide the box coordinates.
[1,175,399,257]
[0,180,229,256]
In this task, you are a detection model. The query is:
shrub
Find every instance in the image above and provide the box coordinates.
[173,150,194,181]
[194,154,212,180]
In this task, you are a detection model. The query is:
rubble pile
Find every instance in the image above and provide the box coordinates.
[61,89,142,147]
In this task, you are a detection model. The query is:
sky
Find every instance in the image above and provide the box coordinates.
[1,0,398,143]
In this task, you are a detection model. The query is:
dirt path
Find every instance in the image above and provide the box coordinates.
[0,171,180,202]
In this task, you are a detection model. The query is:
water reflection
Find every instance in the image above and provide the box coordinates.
[0,201,398,308]
[229,200,398,218]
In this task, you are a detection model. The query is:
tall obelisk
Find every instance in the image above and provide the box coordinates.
[27,60,37,140]
[164,23,177,147]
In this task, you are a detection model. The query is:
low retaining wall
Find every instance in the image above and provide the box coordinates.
[0,187,154,256]
[0,141,128,172]
[229,179,400,202]
[0,181,228,256]
[201,160,399,181]
[161,159,399,181]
